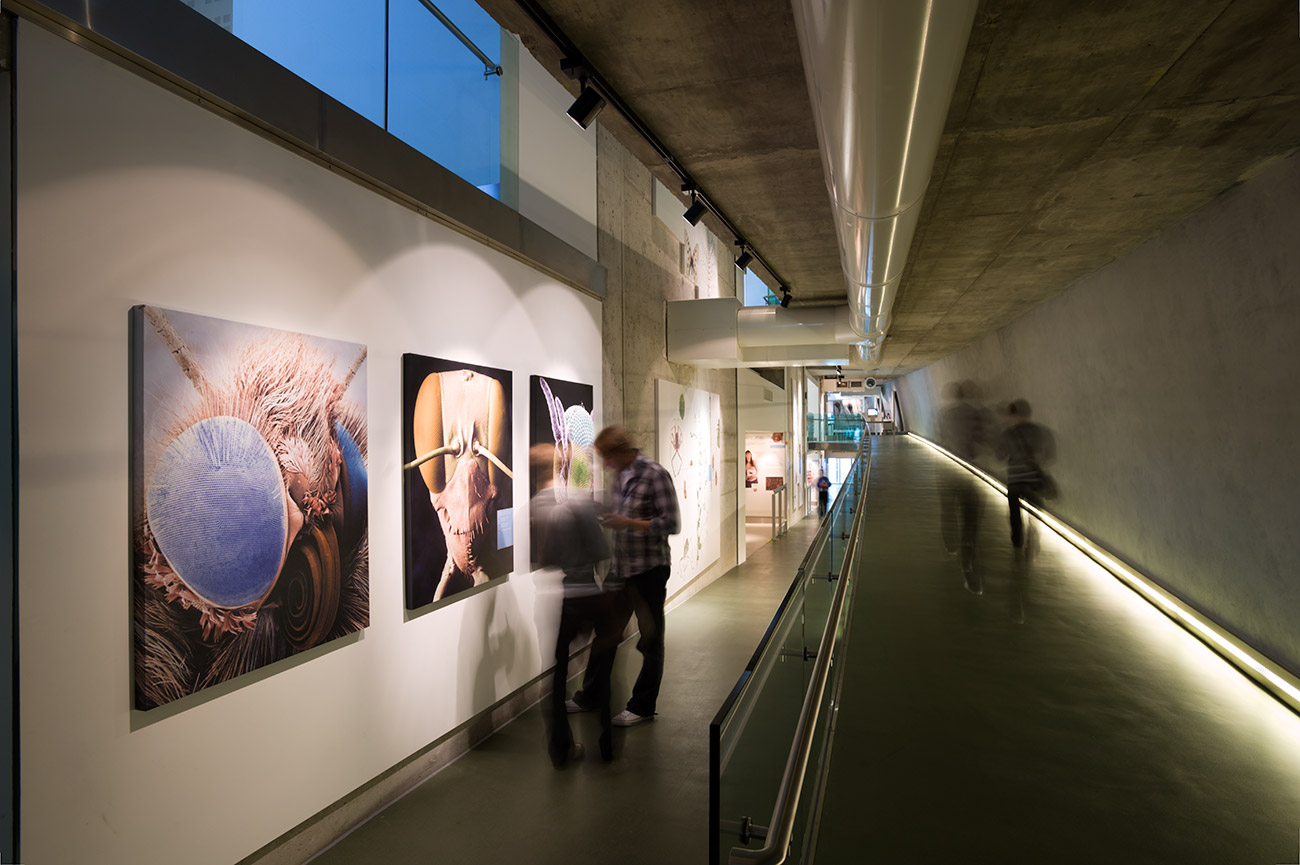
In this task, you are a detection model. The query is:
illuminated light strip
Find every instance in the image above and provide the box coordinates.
[908,432,1300,716]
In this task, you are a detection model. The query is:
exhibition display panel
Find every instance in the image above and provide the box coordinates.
[656,380,723,589]
[131,306,370,709]
[402,354,515,609]
[530,375,596,499]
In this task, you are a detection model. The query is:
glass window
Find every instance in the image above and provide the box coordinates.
[233,0,388,127]
[178,0,503,198]
[388,0,503,197]
[743,268,776,306]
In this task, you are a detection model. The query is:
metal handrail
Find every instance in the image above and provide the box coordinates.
[711,442,866,734]
[728,441,871,865]
[416,0,504,77]
[770,483,788,539]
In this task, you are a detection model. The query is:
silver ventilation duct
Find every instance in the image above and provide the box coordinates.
[790,0,977,364]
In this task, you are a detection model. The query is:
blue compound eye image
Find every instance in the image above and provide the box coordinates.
[146,415,289,609]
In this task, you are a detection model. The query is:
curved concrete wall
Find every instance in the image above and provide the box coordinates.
[900,150,1300,675]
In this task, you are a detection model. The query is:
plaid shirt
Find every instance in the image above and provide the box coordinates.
[610,453,680,578]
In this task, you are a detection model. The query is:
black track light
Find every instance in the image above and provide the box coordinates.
[683,194,707,226]
[566,84,605,129]
[734,247,754,270]
[780,288,792,308]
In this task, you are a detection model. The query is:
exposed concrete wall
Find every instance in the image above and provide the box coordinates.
[597,125,741,596]
[898,150,1300,674]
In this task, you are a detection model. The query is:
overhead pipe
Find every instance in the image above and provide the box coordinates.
[790,0,977,363]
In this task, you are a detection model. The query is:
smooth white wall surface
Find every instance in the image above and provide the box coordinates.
[516,36,598,259]
[16,23,601,865]
[898,150,1300,675]
[738,369,790,521]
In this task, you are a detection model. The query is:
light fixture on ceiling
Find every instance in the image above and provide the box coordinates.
[779,286,792,308]
[734,244,754,271]
[535,24,805,320]
[683,192,707,226]
[566,82,606,129]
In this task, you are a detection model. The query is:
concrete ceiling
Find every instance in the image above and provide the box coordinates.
[480,0,1300,378]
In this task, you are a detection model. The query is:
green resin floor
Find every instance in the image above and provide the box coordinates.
[813,435,1300,864]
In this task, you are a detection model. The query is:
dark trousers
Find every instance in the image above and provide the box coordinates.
[941,475,981,573]
[1006,483,1042,549]
[818,490,829,517]
[576,564,670,717]
[550,592,619,764]
[624,565,670,716]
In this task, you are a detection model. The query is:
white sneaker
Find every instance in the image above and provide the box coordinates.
[612,709,652,727]
[565,699,586,714]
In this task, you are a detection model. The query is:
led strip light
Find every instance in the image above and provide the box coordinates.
[908,432,1300,716]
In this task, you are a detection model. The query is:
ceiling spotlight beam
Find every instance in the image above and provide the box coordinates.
[511,0,792,295]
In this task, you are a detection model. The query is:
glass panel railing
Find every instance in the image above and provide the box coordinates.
[711,438,870,865]
[807,414,865,446]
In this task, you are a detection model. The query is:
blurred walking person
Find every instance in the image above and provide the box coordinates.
[995,399,1057,553]
[940,381,992,593]
[530,444,617,764]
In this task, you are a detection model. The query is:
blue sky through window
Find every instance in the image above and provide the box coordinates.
[225,0,501,195]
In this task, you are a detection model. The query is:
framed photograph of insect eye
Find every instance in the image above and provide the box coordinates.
[130,306,370,710]
[529,375,595,499]
[402,354,514,610]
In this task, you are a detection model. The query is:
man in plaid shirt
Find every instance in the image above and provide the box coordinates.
[568,426,679,727]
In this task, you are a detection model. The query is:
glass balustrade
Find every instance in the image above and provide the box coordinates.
[807,413,865,446]
[711,441,869,865]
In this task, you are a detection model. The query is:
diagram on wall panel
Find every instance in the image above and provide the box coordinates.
[402,354,514,610]
[130,306,369,710]
[656,380,722,587]
[683,219,720,297]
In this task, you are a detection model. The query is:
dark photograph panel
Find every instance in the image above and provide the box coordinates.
[403,354,514,609]
[529,375,595,499]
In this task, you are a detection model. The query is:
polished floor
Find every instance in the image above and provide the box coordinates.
[815,436,1300,864]
[310,437,1300,864]
[309,510,824,865]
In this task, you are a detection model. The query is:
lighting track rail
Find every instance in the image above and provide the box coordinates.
[510,0,791,296]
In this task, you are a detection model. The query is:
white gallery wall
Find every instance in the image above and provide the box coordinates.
[16,22,601,865]
[738,368,790,546]
[515,34,598,260]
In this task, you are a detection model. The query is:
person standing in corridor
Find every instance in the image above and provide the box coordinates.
[569,426,679,727]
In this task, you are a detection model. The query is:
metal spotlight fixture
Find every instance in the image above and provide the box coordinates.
[566,83,605,129]
[779,288,792,308]
[734,245,754,270]
[683,193,707,226]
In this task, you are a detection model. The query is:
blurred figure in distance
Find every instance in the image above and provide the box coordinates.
[995,398,1057,554]
[940,380,993,594]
